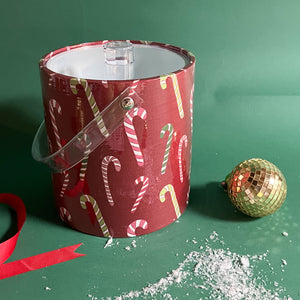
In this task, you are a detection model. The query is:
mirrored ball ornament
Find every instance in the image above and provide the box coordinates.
[224,158,287,217]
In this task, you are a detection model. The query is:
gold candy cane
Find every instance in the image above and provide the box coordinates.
[159,184,181,218]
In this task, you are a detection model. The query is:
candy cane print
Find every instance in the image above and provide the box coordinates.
[101,156,121,206]
[124,107,147,166]
[159,75,169,90]
[140,40,152,45]
[48,72,56,88]
[159,184,181,218]
[189,84,194,181]
[160,73,184,119]
[65,135,91,197]
[49,99,70,198]
[129,80,139,96]
[65,97,90,197]
[131,176,149,213]
[49,99,62,149]
[127,219,148,237]
[59,206,72,222]
[70,78,109,138]
[190,84,194,133]
[47,133,53,154]
[178,135,188,183]
[75,97,84,132]
[80,194,110,237]
[160,123,174,174]
[102,80,108,88]
[59,171,70,198]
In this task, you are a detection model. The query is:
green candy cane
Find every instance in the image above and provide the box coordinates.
[70,78,109,138]
[80,194,110,237]
[160,123,174,174]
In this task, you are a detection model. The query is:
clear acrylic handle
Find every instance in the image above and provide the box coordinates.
[32,87,143,173]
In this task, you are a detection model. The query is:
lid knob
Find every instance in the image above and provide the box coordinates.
[104,41,134,65]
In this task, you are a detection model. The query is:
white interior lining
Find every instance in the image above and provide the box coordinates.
[46,44,187,80]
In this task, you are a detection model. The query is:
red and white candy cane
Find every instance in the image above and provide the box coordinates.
[160,123,174,174]
[59,172,70,198]
[70,78,109,138]
[48,72,56,88]
[80,194,110,237]
[160,73,184,119]
[178,134,188,183]
[129,80,139,96]
[101,155,121,206]
[49,99,62,149]
[49,99,70,198]
[159,184,181,219]
[127,219,148,237]
[102,80,108,88]
[131,176,149,213]
[124,107,147,166]
[59,206,72,223]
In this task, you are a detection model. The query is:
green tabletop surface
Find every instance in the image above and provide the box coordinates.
[1,1,299,299]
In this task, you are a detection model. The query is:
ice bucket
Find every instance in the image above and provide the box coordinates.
[32,40,195,237]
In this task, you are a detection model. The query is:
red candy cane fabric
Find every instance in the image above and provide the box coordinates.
[70,77,109,138]
[160,73,184,119]
[65,134,91,197]
[80,194,110,237]
[49,99,62,149]
[39,41,195,237]
[159,184,181,219]
[49,99,70,198]
[59,206,72,222]
[101,156,121,206]
[124,107,147,167]
[190,84,194,133]
[160,123,174,174]
[127,219,148,237]
[131,176,149,213]
[178,135,188,183]
[129,80,139,96]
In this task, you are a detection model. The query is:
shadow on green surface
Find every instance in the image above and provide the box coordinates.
[0,100,41,135]
[189,182,255,222]
[0,102,62,227]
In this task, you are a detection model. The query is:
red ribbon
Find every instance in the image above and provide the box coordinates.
[0,193,85,279]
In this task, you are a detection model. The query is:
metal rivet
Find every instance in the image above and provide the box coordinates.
[121,97,134,110]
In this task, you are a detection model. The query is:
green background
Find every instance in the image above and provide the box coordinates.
[0,0,299,298]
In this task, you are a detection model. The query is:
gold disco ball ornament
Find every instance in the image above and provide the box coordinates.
[224,158,287,217]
